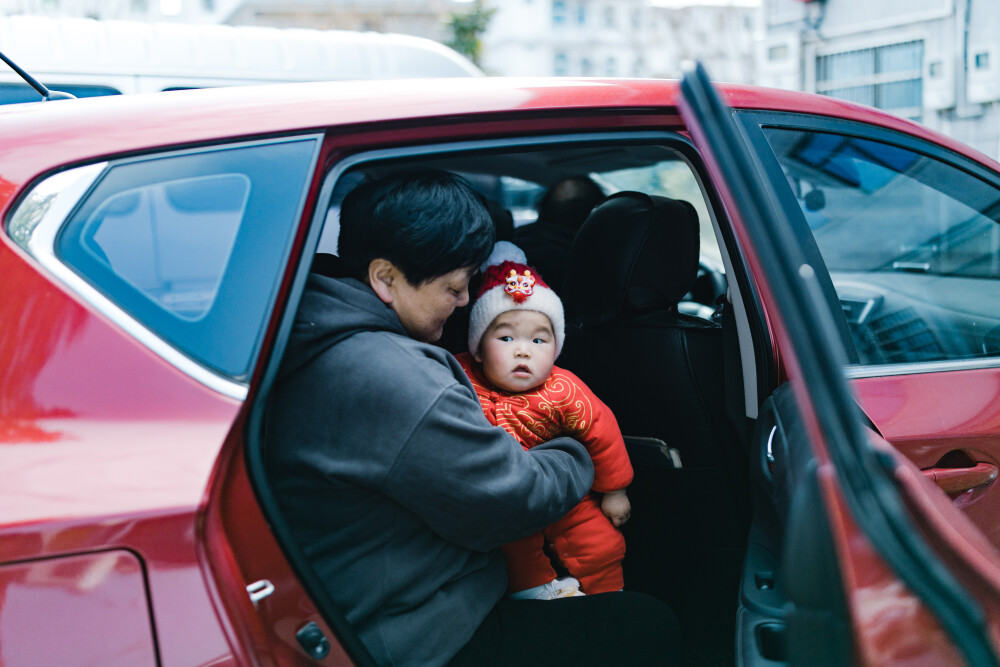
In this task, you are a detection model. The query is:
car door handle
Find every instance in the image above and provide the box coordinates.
[921,462,998,494]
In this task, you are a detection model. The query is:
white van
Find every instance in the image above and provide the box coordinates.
[0,15,482,103]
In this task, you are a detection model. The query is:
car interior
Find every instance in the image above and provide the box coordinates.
[258,133,828,665]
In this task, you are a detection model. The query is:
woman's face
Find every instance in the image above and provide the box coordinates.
[390,267,474,342]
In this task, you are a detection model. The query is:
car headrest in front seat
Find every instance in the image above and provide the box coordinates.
[563,191,700,328]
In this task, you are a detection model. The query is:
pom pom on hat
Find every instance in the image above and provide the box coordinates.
[468,241,565,357]
[480,240,528,271]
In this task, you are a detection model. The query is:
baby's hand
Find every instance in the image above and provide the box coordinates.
[601,489,631,528]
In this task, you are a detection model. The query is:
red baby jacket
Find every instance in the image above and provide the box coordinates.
[456,353,633,493]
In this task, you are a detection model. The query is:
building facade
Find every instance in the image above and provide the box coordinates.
[0,0,460,40]
[227,0,458,42]
[0,0,242,22]
[480,0,757,82]
[758,0,1000,159]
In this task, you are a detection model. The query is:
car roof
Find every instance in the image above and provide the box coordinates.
[0,77,993,193]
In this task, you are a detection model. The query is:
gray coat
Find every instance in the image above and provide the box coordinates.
[265,273,594,666]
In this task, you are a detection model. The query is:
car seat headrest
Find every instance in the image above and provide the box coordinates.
[563,191,700,327]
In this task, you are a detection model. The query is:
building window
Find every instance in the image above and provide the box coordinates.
[768,44,788,61]
[581,57,594,76]
[603,6,616,28]
[605,57,617,77]
[633,58,645,77]
[577,3,586,25]
[554,52,569,76]
[553,0,567,25]
[975,52,990,70]
[816,40,924,121]
[928,60,943,78]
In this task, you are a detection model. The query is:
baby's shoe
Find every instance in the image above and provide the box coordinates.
[510,576,586,600]
[550,576,586,598]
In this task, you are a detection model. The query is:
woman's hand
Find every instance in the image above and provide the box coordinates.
[601,489,631,528]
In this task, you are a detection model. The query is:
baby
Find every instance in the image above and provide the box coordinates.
[456,241,633,599]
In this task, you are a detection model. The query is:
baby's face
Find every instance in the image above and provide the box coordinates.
[475,310,557,393]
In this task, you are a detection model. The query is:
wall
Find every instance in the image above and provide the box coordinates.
[481,0,757,82]
[759,0,1000,160]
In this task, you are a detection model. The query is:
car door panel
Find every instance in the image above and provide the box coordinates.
[680,63,1000,666]
[203,421,355,665]
[853,370,1000,546]
[733,109,1000,547]
[740,383,991,667]
[739,383,852,666]
[0,236,240,666]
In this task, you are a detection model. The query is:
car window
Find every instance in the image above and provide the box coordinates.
[496,158,723,271]
[0,83,122,104]
[761,127,1000,367]
[77,173,250,320]
[499,176,545,227]
[56,137,320,380]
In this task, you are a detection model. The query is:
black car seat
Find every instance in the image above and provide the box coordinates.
[559,191,748,653]
[514,176,605,292]
[561,191,736,468]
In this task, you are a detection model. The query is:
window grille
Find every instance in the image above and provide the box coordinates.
[816,41,923,121]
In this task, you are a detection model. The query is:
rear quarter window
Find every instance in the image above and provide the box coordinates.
[55,137,320,380]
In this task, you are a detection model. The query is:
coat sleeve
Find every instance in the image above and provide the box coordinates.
[382,383,595,552]
[565,374,634,493]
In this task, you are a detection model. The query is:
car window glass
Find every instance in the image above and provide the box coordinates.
[57,137,319,380]
[499,176,545,227]
[762,127,1000,366]
[82,174,250,320]
[0,83,122,104]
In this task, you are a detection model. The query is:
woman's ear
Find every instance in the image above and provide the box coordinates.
[368,258,397,305]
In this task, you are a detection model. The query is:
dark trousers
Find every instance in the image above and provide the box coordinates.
[449,591,681,666]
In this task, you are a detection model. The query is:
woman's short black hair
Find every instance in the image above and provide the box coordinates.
[338,169,495,285]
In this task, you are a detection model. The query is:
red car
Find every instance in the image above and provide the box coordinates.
[3,64,1000,665]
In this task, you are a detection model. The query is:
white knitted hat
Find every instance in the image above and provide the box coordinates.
[467,241,565,357]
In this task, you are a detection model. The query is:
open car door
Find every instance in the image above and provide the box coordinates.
[677,63,1000,666]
